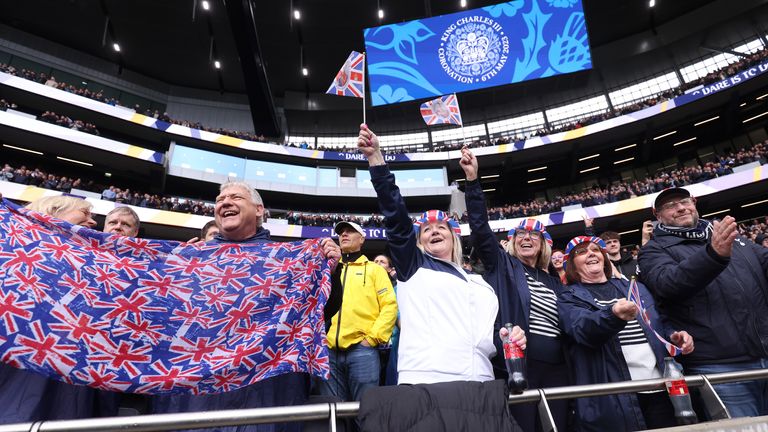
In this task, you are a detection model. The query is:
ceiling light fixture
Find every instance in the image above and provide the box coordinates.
[614,144,636,152]
[214,60,221,69]
[480,174,499,179]
[653,130,677,140]
[580,166,599,174]
[702,209,730,218]
[619,229,639,235]
[613,157,635,165]
[743,111,768,123]
[694,116,719,126]
[460,0,467,7]
[672,137,697,146]
[201,0,210,11]
[2,144,43,155]
[112,43,121,52]
[742,198,768,208]
[482,188,496,192]
[578,153,600,161]
[57,156,93,166]
[527,178,547,183]
[649,0,655,7]
[527,166,547,172]
[293,9,301,20]
[378,8,384,19]
[302,67,308,76]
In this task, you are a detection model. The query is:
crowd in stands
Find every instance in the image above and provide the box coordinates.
[4,43,768,155]
[0,98,18,111]
[1,140,765,225]
[39,110,99,135]
[465,141,768,222]
[0,163,215,216]
[740,216,768,243]
[286,211,385,228]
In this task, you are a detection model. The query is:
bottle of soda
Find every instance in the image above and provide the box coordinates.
[662,357,698,425]
[502,323,528,394]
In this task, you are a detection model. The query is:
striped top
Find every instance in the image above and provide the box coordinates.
[586,283,661,382]
[526,272,561,338]
[594,298,648,346]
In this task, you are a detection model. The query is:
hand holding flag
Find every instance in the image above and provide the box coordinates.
[627,277,686,357]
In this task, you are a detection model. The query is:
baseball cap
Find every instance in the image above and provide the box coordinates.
[653,187,692,212]
[334,221,365,237]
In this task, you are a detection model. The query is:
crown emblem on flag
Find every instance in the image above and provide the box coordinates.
[456,32,490,66]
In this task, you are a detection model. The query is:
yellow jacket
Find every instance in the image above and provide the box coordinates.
[326,255,398,350]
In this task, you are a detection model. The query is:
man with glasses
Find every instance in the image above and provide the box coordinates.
[638,187,768,418]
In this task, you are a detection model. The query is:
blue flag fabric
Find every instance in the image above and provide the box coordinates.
[0,200,331,394]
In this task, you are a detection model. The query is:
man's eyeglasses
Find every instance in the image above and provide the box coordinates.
[658,197,694,212]
[514,229,541,240]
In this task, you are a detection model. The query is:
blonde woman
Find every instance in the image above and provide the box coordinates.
[357,124,525,385]
[25,195,97,227]
[0,195,115,423]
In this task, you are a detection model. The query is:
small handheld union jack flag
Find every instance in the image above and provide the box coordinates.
[420,94,463,126]
[326,51,365,98]
[627,277,683,357]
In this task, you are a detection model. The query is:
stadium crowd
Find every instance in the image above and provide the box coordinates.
[1,140,765,228]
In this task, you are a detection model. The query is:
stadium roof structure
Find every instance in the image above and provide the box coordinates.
[1,0,766,137]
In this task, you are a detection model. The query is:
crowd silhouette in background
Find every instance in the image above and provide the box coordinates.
[1,140,766,227]
[2,45,767,154]
[39,110,99,135]
[741,216,768,243]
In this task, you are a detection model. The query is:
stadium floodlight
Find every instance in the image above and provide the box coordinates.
[214,60,221,69]
[293,9,300,20]
[112,43,121,52]
[460,0,467,7]
[302,67,308,76]
[202,1,210,11]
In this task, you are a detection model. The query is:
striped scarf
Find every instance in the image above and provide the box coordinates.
[657,219,713,241]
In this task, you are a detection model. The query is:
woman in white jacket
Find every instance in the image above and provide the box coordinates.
[357,124,525,384]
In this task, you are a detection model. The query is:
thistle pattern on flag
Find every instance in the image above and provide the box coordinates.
[326,51,365,98]
[0,200,331,394]
[420,94,462,126]
[626,277,683,357]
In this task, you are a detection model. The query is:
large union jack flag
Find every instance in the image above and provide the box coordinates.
[0,200,331,394]
[326,51,365,98]
[420,94,463,126]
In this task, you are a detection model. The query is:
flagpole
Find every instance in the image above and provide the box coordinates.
[455,93,466,146]
[362,53,367,125]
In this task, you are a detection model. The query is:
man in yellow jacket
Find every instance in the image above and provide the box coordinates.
[319,221,398,403]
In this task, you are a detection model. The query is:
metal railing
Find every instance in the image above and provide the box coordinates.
[2,368,767,432]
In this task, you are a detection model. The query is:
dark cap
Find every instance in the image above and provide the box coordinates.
[756,234,767,246]
[334,221,365,237]
[653,187,692,212]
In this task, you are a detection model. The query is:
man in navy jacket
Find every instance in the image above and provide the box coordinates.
[639,187,768,418]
